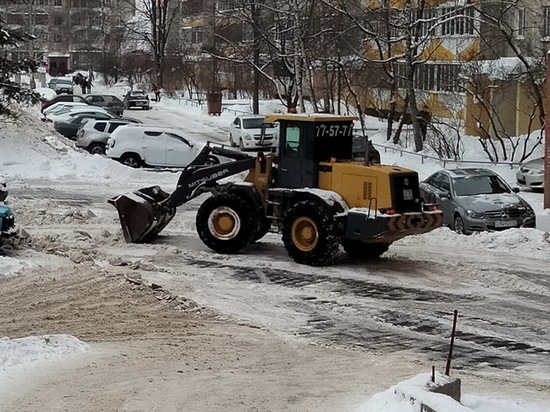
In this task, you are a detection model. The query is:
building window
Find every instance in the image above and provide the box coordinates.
[416,7,437,37]
[242,22,254,42]
[54,0,62,6]
[182,27,203,44]
[396,63,461,93]
[543,7,550,37]
[53,15,63,25]
[6,13,25,25]
[217,0,237,12]
[440,7,475,36]
[274,19,295,45]
[516,8,525,38]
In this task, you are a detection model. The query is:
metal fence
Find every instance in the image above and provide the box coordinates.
[374,140,522,169]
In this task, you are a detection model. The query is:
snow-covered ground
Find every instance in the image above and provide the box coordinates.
[1,82,549,411]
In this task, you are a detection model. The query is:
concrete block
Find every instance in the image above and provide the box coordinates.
[430,377,461,402]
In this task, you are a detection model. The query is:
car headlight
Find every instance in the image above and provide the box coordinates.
[243,132,252,140]
[523,205,535,216]
[466,209,483,219]
[533,168,544,175]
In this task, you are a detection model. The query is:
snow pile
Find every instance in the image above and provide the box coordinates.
[0,256,25,276]
[359,372,542,412]
[0,335,89,377]
[399,226,550,261]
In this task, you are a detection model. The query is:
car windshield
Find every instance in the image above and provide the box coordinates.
[453,175,510,196]
[104,96,121,103]
[56,79,72,85]
[242,118,273,129]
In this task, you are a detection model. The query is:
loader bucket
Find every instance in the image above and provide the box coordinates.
[108,186,176,243]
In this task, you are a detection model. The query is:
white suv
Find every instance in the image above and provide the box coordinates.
[76,119,133,155]
[106,124,219,168]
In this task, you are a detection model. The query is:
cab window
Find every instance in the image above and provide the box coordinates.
[284,126,300,157]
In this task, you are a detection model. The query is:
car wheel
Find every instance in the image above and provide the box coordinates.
[196,193,257,254]
[120,153,143,168]
[282,199,340,266]
[88,143,106,155]
[229,133,234,147]
[454,214,467,235]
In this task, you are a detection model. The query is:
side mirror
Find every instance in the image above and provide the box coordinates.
[439,189,451,199]
[512,187,520,193]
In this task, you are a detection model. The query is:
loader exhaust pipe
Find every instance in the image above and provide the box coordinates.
[108,186,176,243]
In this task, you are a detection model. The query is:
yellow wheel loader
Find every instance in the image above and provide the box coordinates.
[109,114,442,266]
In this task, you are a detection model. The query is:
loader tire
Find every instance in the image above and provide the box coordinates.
[341,239,390,259]
[282,200,339,266]
[196,193,257,254]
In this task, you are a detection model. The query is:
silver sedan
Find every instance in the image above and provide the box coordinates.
[420,168,536,234]
[516,157,544,191]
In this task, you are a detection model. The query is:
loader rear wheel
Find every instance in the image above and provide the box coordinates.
[196,193,257,254]
[341,239,390,259]
[282,200,339,266]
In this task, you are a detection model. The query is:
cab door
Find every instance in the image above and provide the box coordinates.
[277,123,315,188]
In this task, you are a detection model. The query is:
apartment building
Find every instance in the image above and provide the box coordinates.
[361,0,550,138]
[0,0,133,75]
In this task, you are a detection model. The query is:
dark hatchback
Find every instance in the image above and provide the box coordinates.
[84,94,125,116]
[419,168,536,234]
[123,90,150,110]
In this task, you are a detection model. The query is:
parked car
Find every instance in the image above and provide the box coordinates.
[228,115,278,150]
[419,168,536,235]
[83,94,125,116]
[0,178,16,246]
[76,119,139,155]
[54,112,116,139]
[42,102,90,118]
[123,90,150,110]
[41,94,88,112]
[44,107,113,124]
[0,178,7,202]
[106,124,219,168]
[516,157,545,191]
[48,77,74,94]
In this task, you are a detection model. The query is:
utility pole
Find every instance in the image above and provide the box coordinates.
[545,51,550,209]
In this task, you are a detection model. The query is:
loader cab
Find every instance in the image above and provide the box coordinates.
[264,114,358,189]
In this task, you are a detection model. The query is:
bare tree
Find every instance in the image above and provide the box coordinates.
[120,0,183,87]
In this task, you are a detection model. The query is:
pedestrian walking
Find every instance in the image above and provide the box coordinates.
[80,77,88,94]
[417,106,431,141]
[153,85,161,102]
